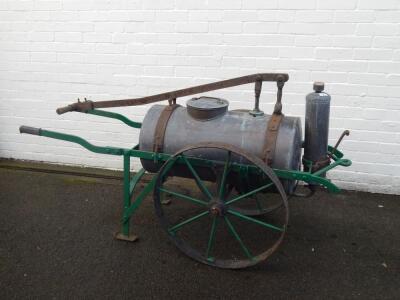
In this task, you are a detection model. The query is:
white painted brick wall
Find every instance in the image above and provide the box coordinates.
[1,0,399,195]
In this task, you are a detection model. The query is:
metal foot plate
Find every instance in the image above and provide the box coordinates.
[115,232,139,242]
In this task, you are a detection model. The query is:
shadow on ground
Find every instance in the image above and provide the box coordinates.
[0,168,399,299]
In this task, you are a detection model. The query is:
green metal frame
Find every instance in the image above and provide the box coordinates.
[86,109,142,129]
[33,109,352,240]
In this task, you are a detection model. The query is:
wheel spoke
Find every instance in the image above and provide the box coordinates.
[182,155,213,200]
[218,151,231,200]
[205,216,218,261]
[159,188,208,206]
[227,209,284,232]
[226,182,274,205]
[224,216,253,260]
[160,156,179,180]
[168,211,209,233]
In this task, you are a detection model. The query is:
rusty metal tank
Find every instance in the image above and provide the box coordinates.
[139,97,302,193]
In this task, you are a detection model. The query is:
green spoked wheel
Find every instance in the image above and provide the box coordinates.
[230,173,285,217]
[154,142,288,269]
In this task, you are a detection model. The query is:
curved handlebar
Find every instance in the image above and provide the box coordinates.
[54,73,289,114]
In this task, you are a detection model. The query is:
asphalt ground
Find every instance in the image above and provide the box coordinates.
[0,166,399,299]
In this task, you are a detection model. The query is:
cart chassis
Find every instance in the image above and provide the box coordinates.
[20,108,351,241]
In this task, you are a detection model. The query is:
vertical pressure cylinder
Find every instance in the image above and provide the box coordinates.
[304,82,331,174]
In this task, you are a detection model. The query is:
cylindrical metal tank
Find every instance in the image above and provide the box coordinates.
[304,82,331,175]
[139,97,302,193]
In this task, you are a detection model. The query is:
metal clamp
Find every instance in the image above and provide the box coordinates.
[262,75,286,165]
[153,103,180,153]
[263,113,284,165]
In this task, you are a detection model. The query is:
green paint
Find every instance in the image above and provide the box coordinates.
[86,109,142,128]
[182,155,213,200]
[159,188,208,206]
[41,129,124,155]
[129,168,145,195]
[224,216,253,260]
[122,153,131,236]
[168,211,209,233]
[228,209,284,232]
[226,183,274,205]
[206,216,218,260]
[123,175,157,222]
[218,151,231,200]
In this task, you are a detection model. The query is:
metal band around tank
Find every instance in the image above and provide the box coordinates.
[263,113,284,165]
[153,104,180,153]
[263,76,286,165]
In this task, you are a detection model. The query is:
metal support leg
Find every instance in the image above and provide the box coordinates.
[115,153,138,242]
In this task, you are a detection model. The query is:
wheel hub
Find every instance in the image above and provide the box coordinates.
[209,201,226,216]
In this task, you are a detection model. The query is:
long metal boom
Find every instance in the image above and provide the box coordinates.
[56,73,288,114]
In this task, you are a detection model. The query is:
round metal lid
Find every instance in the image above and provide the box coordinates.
[186,96,229,120]
[187,96,229,110]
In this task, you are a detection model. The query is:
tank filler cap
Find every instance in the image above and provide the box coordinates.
[186,96,229,120]
[313,81,325,92]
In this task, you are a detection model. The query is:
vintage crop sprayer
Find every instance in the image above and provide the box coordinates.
[20,73,351,269]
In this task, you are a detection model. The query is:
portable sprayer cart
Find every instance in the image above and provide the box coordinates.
[20,73,351,269]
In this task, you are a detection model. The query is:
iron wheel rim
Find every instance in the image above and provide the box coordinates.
[153,142,289,269]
